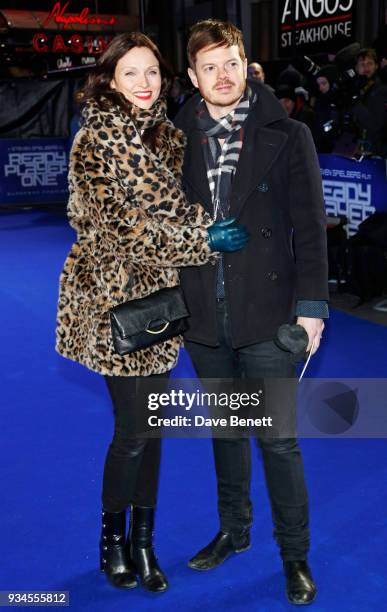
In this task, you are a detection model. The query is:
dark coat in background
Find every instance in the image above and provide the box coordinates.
[175,81,329,348]
[352,76,387,156]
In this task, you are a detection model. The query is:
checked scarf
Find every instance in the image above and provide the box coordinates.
[196,86,256,297]
[196,86,256,220]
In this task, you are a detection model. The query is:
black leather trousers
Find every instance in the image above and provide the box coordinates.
[102,373,167,512]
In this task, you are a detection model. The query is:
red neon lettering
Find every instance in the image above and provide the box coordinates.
[52,34,68,53]
[43,2,116,29]
[69,34,83,54]
[32,32,49,52]
[85,35,94,54]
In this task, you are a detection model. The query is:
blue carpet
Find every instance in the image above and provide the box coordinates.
[1,210,386,611]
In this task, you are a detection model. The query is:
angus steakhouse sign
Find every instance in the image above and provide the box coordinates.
[279,0,356,56]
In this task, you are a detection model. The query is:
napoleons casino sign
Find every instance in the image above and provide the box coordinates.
[0,3,136,72]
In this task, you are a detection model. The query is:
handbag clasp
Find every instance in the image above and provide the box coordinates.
[146,321,170,335]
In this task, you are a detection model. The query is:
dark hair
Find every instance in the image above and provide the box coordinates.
[187,19,245,69]
[316,64,339,85]
[77,32,171,151]
[356,48,378,63]
[275,84,296,103]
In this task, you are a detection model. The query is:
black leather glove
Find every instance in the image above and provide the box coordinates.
[207,217,250,252]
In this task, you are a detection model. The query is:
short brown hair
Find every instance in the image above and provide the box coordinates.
[357,48,378,63]
[187,19,246,68]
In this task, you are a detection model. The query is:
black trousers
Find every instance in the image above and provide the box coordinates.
[185,300,309,561]
[102,373,167,512]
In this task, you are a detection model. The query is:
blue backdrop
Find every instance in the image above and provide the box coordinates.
[319,154,387,235]
[0,138,69,206]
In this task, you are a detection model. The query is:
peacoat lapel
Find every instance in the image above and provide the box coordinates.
[182,127,213,214]
[230,122,288,219]
[183,123,288,219]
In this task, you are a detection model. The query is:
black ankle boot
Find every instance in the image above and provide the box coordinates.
[188,530,251,571]
[128,506,168,593]
[283,560,317,605]
[99,510,137,589]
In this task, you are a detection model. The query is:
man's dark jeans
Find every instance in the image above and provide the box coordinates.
[185,299,309,561]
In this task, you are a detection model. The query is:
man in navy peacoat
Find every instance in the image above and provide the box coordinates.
[175,19,329,605]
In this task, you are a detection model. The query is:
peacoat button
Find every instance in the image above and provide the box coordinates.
[261,227,272,239]
[268,271,278,281]
[257,182,269,192]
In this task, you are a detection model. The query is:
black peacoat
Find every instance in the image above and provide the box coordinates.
[175,81,329,348]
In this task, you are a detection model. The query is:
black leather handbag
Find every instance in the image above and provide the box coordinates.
[110,286,189,355]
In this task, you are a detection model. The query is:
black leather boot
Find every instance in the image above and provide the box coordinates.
[284,560,317,605]
[188,530,251,571]
[128,506,168,593]
[99,510,137,589]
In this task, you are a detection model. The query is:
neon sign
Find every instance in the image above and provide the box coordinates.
[43,2,116,29]
[32,32,112,54]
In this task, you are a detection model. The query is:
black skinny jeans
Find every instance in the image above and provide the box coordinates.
[102,373,167,512]
[185,299,309,561]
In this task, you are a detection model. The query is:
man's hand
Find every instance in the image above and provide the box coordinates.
[296,317,324,355]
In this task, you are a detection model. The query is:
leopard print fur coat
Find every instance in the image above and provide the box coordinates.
[56,98,215,376]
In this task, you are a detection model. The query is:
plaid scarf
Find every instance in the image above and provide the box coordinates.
[196,87,256,220]
[196,87,256,298]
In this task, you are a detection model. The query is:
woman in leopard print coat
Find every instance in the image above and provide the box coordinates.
[55,33,220,594]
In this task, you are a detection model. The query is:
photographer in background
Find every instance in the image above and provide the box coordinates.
[275,83,315,133]
[313,65,341,153]
[351,48,387,157]
[292,44,387,157]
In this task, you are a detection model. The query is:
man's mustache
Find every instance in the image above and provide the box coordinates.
[214,80,235,88]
